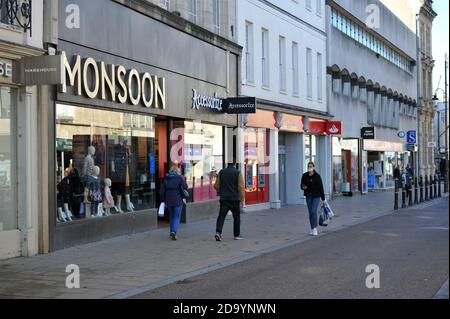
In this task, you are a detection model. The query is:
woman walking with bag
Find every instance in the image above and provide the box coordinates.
[301,162,326,236]
[160,164,189,241]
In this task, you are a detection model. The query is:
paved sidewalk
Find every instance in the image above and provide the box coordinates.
[0,190,447,299]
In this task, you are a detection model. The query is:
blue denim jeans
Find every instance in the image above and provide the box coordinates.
[169,205,183,234]
[306,196,320,229]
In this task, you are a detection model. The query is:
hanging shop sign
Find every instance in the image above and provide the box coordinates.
[361,127,376,139]
[61,52,166,109]
[223,97,256,114]
[13,55,64,86]
[192,90,257,114]
[326,121,342,135]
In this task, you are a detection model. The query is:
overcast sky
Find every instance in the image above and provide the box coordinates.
[433,0,449,99]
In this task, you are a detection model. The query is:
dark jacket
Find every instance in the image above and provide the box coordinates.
[301,171,325,201]
[160,171,188,207]
[214,166,245,202]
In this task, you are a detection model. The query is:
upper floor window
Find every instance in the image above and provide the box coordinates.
[187,0,197,24]
[159,0,170,10]
[306,0,312,10]
[292,42,299,96]
[316,0,322,15]
[317,52,323,101]
[262,28,270,88]
[279,36,287,92]
[306,48,313,99]
[245,21,255,84]
[213,0,220,33]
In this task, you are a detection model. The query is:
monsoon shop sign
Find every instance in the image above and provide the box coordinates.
[61,52,166,109]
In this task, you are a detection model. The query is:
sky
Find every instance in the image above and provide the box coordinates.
[432,0,449,99]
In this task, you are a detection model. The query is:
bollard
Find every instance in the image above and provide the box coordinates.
[401,179,406,208]
[425,176,429,201]
[394,178,399,210]
[414,177,419,205]
[434,175,438,198]
[430,176,434,200]
[408,181,413,207]
[438,174,442,197]
[420,176,424,203]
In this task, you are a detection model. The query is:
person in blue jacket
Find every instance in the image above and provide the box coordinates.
[160,164,189,241]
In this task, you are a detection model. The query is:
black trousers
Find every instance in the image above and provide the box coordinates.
[216,200,241,237]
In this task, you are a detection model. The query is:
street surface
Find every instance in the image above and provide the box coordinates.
[135,200,449,299]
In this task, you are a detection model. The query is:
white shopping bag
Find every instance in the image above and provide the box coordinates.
[158,202,165,217]
[323,200,334,219]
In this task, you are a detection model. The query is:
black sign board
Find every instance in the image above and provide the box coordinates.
[361,127,375,139]
[223,97,256,114]
[13,55,64,86]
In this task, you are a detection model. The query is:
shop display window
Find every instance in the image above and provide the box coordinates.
[244,128,270,205]
[171,120,223,203]
[55,104,156,223]
[0,87,17,232]
[304,135,318,173]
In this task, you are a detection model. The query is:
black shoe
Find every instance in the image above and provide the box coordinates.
[170,232,177,241]
[215,233,222,242]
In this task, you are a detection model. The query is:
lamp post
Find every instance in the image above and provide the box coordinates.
[433,54,449,193]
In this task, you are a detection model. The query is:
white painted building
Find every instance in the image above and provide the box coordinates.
[0,0,44,260]
[236,0,333,210]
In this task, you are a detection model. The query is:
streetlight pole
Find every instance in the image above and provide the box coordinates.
[445,54,449,193]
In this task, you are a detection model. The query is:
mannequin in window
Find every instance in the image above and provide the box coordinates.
[57,168,73,222]
[87,166,102,217]
[82,146,96,204]
[103,178,114,216]
[112,139,135,212]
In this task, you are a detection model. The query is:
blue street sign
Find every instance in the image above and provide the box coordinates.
[407,130,417,145]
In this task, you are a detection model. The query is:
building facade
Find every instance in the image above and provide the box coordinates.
[148,0,237,41]
[237,0,335,210]
[0,0,45,260]
[418,0,437,190]
[326,0,418,196]
[33,0,242,251]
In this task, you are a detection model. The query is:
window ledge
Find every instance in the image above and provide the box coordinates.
[262,86,271,91]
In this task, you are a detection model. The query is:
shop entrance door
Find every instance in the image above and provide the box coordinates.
[155,119,169,227]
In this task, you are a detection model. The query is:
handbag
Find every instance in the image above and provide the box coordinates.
[180,185,190,199]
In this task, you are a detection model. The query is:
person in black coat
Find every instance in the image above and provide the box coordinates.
[301,162,325,236]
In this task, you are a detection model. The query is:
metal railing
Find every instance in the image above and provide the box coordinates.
[0,0,32,35]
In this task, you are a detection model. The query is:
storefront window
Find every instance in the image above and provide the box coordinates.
[332,137,344,194]
[385,151,396,188]
[0,87,17,232]
[244,128,270,205]
[56,104,156,223]
[171,120,223,203]
[304,135,317,173]
[341,139,360,193]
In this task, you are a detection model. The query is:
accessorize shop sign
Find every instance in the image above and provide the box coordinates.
[192,90,257,114]
[192,89,223,112]
[61,52,166,109]
[223,97,256,114]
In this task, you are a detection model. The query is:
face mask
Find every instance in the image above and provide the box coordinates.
[308,168,314,173]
